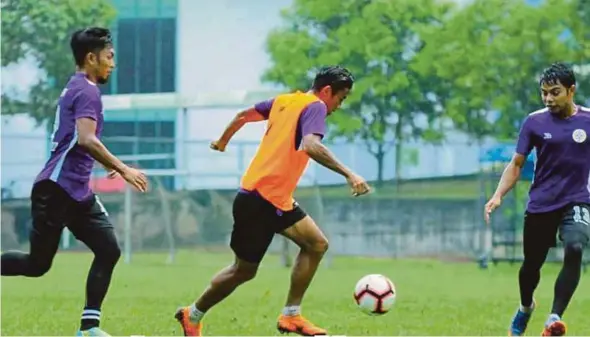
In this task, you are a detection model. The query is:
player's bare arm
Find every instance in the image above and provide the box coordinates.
[302,134,370,196]
[96,164,119,179]
[494,153,526,199]
[211,108,266,152]
[484,153,526,224]
[106,169,119,179]
[485,110,533,224]
[77,118,148,192]
[301,134,351,176]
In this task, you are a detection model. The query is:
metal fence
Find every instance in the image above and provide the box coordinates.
[1,133,488,199]
[2,134,589,269]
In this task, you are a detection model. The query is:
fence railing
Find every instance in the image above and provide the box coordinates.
[2,133,494,199]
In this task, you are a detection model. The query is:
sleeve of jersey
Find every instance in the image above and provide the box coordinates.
[299,101,328,139]
[253,98,275,119]
[515,117,534,156]
[73,88,101,121]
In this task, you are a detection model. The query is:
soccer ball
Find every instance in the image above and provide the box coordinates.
[353,274,396,315]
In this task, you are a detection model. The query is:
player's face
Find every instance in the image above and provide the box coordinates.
[541,80,574,114]
[320,86,350,115]
[87,47,115,84]
[96,47,115,84]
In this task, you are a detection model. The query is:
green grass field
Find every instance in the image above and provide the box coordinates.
[296,178,482,200]
[2,250,589,336]
[295,175,532,201]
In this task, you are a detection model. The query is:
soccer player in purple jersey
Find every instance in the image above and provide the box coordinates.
[485,62,590,337]
[1,27,148,336]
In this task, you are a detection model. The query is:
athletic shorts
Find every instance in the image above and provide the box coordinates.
[523,202,590,248]
[30,180,115,246]
[229,191,307,263]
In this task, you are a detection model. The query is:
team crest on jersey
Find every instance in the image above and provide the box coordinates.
[572,129,587,143]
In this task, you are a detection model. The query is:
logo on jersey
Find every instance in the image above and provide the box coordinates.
[572,129,587,143]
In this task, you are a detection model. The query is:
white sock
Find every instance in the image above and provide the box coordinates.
[520,302,535,313]
[546,313,561,324]
[189,303,205,324]
[282,305,301,316]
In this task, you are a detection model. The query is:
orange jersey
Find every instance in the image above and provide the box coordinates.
[241,91,322,210]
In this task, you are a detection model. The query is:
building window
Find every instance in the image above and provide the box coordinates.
[100,17,176,95]
[101,121,135,155]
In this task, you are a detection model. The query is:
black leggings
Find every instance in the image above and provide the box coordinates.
[519,206,588,317]
[1,181,121,311]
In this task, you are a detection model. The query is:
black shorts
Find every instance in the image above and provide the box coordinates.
[229,191,307,263]
[30,180,116,251]
[524,203,590,248]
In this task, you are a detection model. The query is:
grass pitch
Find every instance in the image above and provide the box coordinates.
[2,250,589,336]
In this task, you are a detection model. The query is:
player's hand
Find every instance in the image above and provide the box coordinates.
[346,173,370,197]
[210,140,227,152]
[484,195,502,225]
[121,167,148,192]
[106,169,119,179]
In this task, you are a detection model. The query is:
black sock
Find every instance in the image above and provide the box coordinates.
[80,307,101,330]
[551,243,583,317]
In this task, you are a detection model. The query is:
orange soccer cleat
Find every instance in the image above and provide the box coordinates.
[541,319,566,337]
[277,314,327,336]
[174,307,203,337]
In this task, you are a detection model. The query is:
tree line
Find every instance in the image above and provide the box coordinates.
[263,0,589,182]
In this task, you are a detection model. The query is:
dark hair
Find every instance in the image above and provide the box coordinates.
[539,62,576,88]
[70,27,113,67]
[312,65,354,93]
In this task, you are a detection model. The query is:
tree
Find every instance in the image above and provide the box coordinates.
[1,0,116,126]
[566,0,590,103]
[263,0,454,185]
[416,0,577,141]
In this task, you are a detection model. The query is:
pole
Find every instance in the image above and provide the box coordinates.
[124,185,133,263]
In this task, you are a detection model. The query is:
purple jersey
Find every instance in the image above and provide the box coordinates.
[516,105,590,213]
[35,72,104,201]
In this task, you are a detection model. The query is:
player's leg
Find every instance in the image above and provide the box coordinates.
[509,211,558,336]
[175,256,260,335]
[519,215,554,307]
[175,192,275,336]
[542,203,590,336]
[67,195,121,336]
[277,214,329,336]
[1,181,66,277]
[281,215,328,310]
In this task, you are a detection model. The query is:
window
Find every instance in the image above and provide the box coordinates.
[101,17,176,95]
[102,121,135,155]
[159,18,176,92]
[116,19,138,94]
[99,82,112,95]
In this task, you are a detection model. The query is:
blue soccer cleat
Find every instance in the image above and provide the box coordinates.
[75,327,111,336]
[509,301,535,336]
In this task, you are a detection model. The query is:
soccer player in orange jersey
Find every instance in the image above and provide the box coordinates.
[174,66,370,336]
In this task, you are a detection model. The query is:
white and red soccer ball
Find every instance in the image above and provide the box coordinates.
[353,274,396,315]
